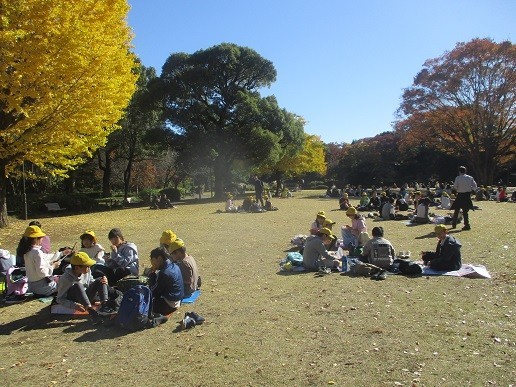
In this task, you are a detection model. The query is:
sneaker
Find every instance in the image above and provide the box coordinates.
[186,311,205,325]
[98,304,116,316]
[318,266,331,275]
[182,315,196,329]
[462,225,471,230]
[88,308,103,325]
[371,270,387,281]
[3,294,26,304]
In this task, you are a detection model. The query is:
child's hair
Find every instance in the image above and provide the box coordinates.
[29,220,42,228]
[108,228,124,240]
[372,227,384,237]
[150,246,170,260]
[16,236,34,257]
[80,232,95,248]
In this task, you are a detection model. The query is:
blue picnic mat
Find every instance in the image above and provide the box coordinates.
[182,290,201,304]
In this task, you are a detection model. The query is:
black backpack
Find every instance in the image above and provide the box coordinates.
[394,259,423,276]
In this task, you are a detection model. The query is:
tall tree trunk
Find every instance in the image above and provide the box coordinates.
[0,163,8,228]
[98,149,114,197]
[64,171,76,194]
[123,159,133,202]
[213,156,230,200]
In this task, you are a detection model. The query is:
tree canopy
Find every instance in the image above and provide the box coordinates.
[395,38,515,184]
[0,0,137,226]
[158,43,305,198]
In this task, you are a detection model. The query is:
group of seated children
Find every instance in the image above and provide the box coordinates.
[150,193,175,209]
[225,194,277,212]
[300,207,461,274]
[10,222,201,324]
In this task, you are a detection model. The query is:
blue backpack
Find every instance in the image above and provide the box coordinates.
[116,285,153,332]
[286,252,303,266]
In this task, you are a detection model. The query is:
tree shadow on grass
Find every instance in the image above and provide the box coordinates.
[64,319,131,342]
[415,228,462,240]
[0,305,81,335]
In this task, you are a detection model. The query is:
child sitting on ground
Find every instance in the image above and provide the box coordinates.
[339,193,351,210]
[79,230,105,264]
[310,211,326,235]
[95,228,138,285]
[148,247,184,315]
[55,252,114,322]
[412,197,432,224]
[225,193,238,212]
[360,226,395,270]
[167,239,201,298]
[381,197,396,220]
[264,195,278,211]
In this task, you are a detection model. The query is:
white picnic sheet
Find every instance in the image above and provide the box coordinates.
[422,264,491,278]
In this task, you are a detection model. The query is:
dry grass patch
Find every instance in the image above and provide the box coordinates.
[0,191,514,386]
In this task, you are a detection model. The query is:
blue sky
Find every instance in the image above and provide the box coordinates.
[127,0,515,144]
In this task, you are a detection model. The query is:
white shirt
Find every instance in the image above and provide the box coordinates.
[80,244,105,264]
[24,246,61,282]
[454,173,477,193]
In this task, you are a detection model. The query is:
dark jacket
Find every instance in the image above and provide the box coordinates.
[148,260,184,302]
[424,235,462,271]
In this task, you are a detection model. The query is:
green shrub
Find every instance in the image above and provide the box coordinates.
[160,187,181,201]
[138,188,161,204]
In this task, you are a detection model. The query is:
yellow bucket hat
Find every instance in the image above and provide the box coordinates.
[316,211,326,219]
[24,225,46,238]
[323,219,336,227]
[434,224,447,234]
[319,227,337,240]
[70,252,96,267]
[80,230,97,243]
[168,238,185,252]
[345,207,357,216]
[160,230,177,245]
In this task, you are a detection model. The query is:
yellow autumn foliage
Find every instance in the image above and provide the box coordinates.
[268,134,327,177]
[0,0,137,175]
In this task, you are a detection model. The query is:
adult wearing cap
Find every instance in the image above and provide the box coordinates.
[302,227,341,271]
[451,166,477,230]
[148,247,184,315]
[55,252,110,320]
[341,207,367,250]
[19,226,72,296]
[422,225,462,271]
[168,239,201,297]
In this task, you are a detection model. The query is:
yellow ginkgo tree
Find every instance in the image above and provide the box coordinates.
[258,134,327,196]
[0,0,137,227]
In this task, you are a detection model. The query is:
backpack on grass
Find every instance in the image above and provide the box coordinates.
[115,275,149,293]
[368,241,393,269]
[116,285,152,332]
[5,267,28,296]
[286,252,303,266]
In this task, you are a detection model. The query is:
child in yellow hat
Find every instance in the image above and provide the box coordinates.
[18,226,72,296]
[79,230,105,264]
[310,211,326,235]
[55,252,114,322]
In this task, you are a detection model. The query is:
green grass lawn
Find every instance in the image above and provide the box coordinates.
[0,190,514,386]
